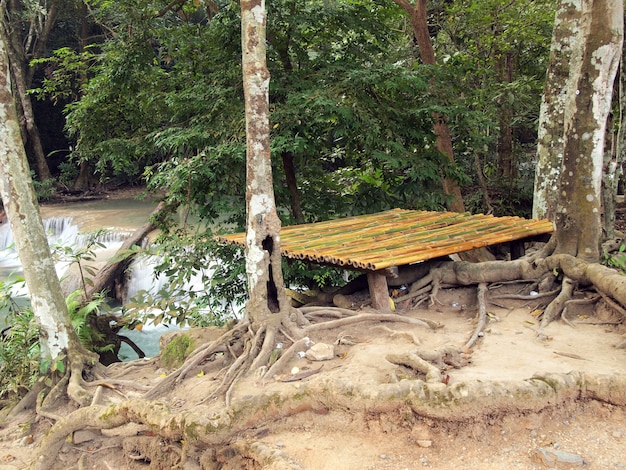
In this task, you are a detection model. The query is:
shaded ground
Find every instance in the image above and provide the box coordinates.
[1,285,625,469]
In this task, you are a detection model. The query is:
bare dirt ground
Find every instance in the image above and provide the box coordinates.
[0,193,623,469]
[1,285,626,469]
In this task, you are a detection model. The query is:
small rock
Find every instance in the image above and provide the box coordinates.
[305,343,335,361]
[416,439,432,448]
[534,446,586,467]
[411,424,432,441]
[379,454,387,460]
[276,441,285,448]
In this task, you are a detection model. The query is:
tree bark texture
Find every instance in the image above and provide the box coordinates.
[533,0,582,220]
[613,17,626,223]
[602,113,617,238]
[0,19,80,362]
[241,0,289,325]
[554,0,622,262]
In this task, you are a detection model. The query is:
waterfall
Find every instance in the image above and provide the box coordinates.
[0,216,132,281]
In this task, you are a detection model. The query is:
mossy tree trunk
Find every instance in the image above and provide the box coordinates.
[0,8,96,405]
[553,0,622,261]
[533,1,582,221]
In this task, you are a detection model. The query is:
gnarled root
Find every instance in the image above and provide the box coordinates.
[465,283,488,349]
[540,277,576,329]
[386,352,442,383]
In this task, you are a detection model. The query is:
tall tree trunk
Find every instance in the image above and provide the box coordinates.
[533,1,582,220]
[496,52,514,183]
[241,0,289,326]
[0,19,83,363]
[613,18,626,226]
[392,0,465,213]
[554,0,622,262]
[1,7,51,181]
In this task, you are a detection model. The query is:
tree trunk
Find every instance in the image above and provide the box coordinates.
[392,0,465,213]
[602,112,618,238]
[496,53,514,183]
[241,0,289,326]
[554,0,622,262]
[1,8,52,181]
[0,21,83,363]
[533,1,582,220]
[281,152,305,223]
[73,160,95,191]
[612,18,626,229]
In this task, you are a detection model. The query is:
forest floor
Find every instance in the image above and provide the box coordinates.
[0,193,624,469]
[0,288,625,469]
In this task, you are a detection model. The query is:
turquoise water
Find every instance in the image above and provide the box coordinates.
[0,198,174,359]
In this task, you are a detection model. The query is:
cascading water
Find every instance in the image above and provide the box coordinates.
[0,217,131,280]
[0,198,237,360]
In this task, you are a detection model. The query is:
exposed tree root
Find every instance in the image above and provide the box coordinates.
[386,351,442,383]
[540,277,576,329]
[26,241,626,468]
[465,283,488,349]
[29,365,626,469]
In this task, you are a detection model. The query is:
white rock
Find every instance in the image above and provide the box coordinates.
[305,343,335,361]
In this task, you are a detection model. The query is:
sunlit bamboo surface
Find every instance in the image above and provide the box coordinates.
[217,209,554,271]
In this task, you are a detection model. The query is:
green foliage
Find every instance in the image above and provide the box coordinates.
[124,228,246,328]
[31,174,56,201]
[30,47,94,104]
[603,244,626,274]
[0,279,40,400]
[435,0,555,196]
[66,290,115,354]
[283,260,353,291]
[53,229,107,296]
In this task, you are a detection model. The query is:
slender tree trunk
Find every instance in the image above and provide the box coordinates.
[0,19,83,362]
[496,53,514,183]
[554,0,622,261]
[241,0,289,325]
[281,152,305,223]
[392,0,465,213]
[613,18,626,221]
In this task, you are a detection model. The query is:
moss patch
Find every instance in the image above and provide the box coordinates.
[161,334,196,370]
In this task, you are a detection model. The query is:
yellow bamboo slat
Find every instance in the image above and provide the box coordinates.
[216,209,554,271]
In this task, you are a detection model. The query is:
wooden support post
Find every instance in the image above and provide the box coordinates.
[367,271,391,312]
[510,240,525,260]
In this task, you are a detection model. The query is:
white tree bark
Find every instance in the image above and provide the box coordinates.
[554,0,623,261]
[0,15,76,363]
[241,0,288,324]
[533,0,582,220]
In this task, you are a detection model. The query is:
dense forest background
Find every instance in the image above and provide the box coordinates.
[14,0,564,222]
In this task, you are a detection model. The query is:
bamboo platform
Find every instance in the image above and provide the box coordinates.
[217,208,554,311]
